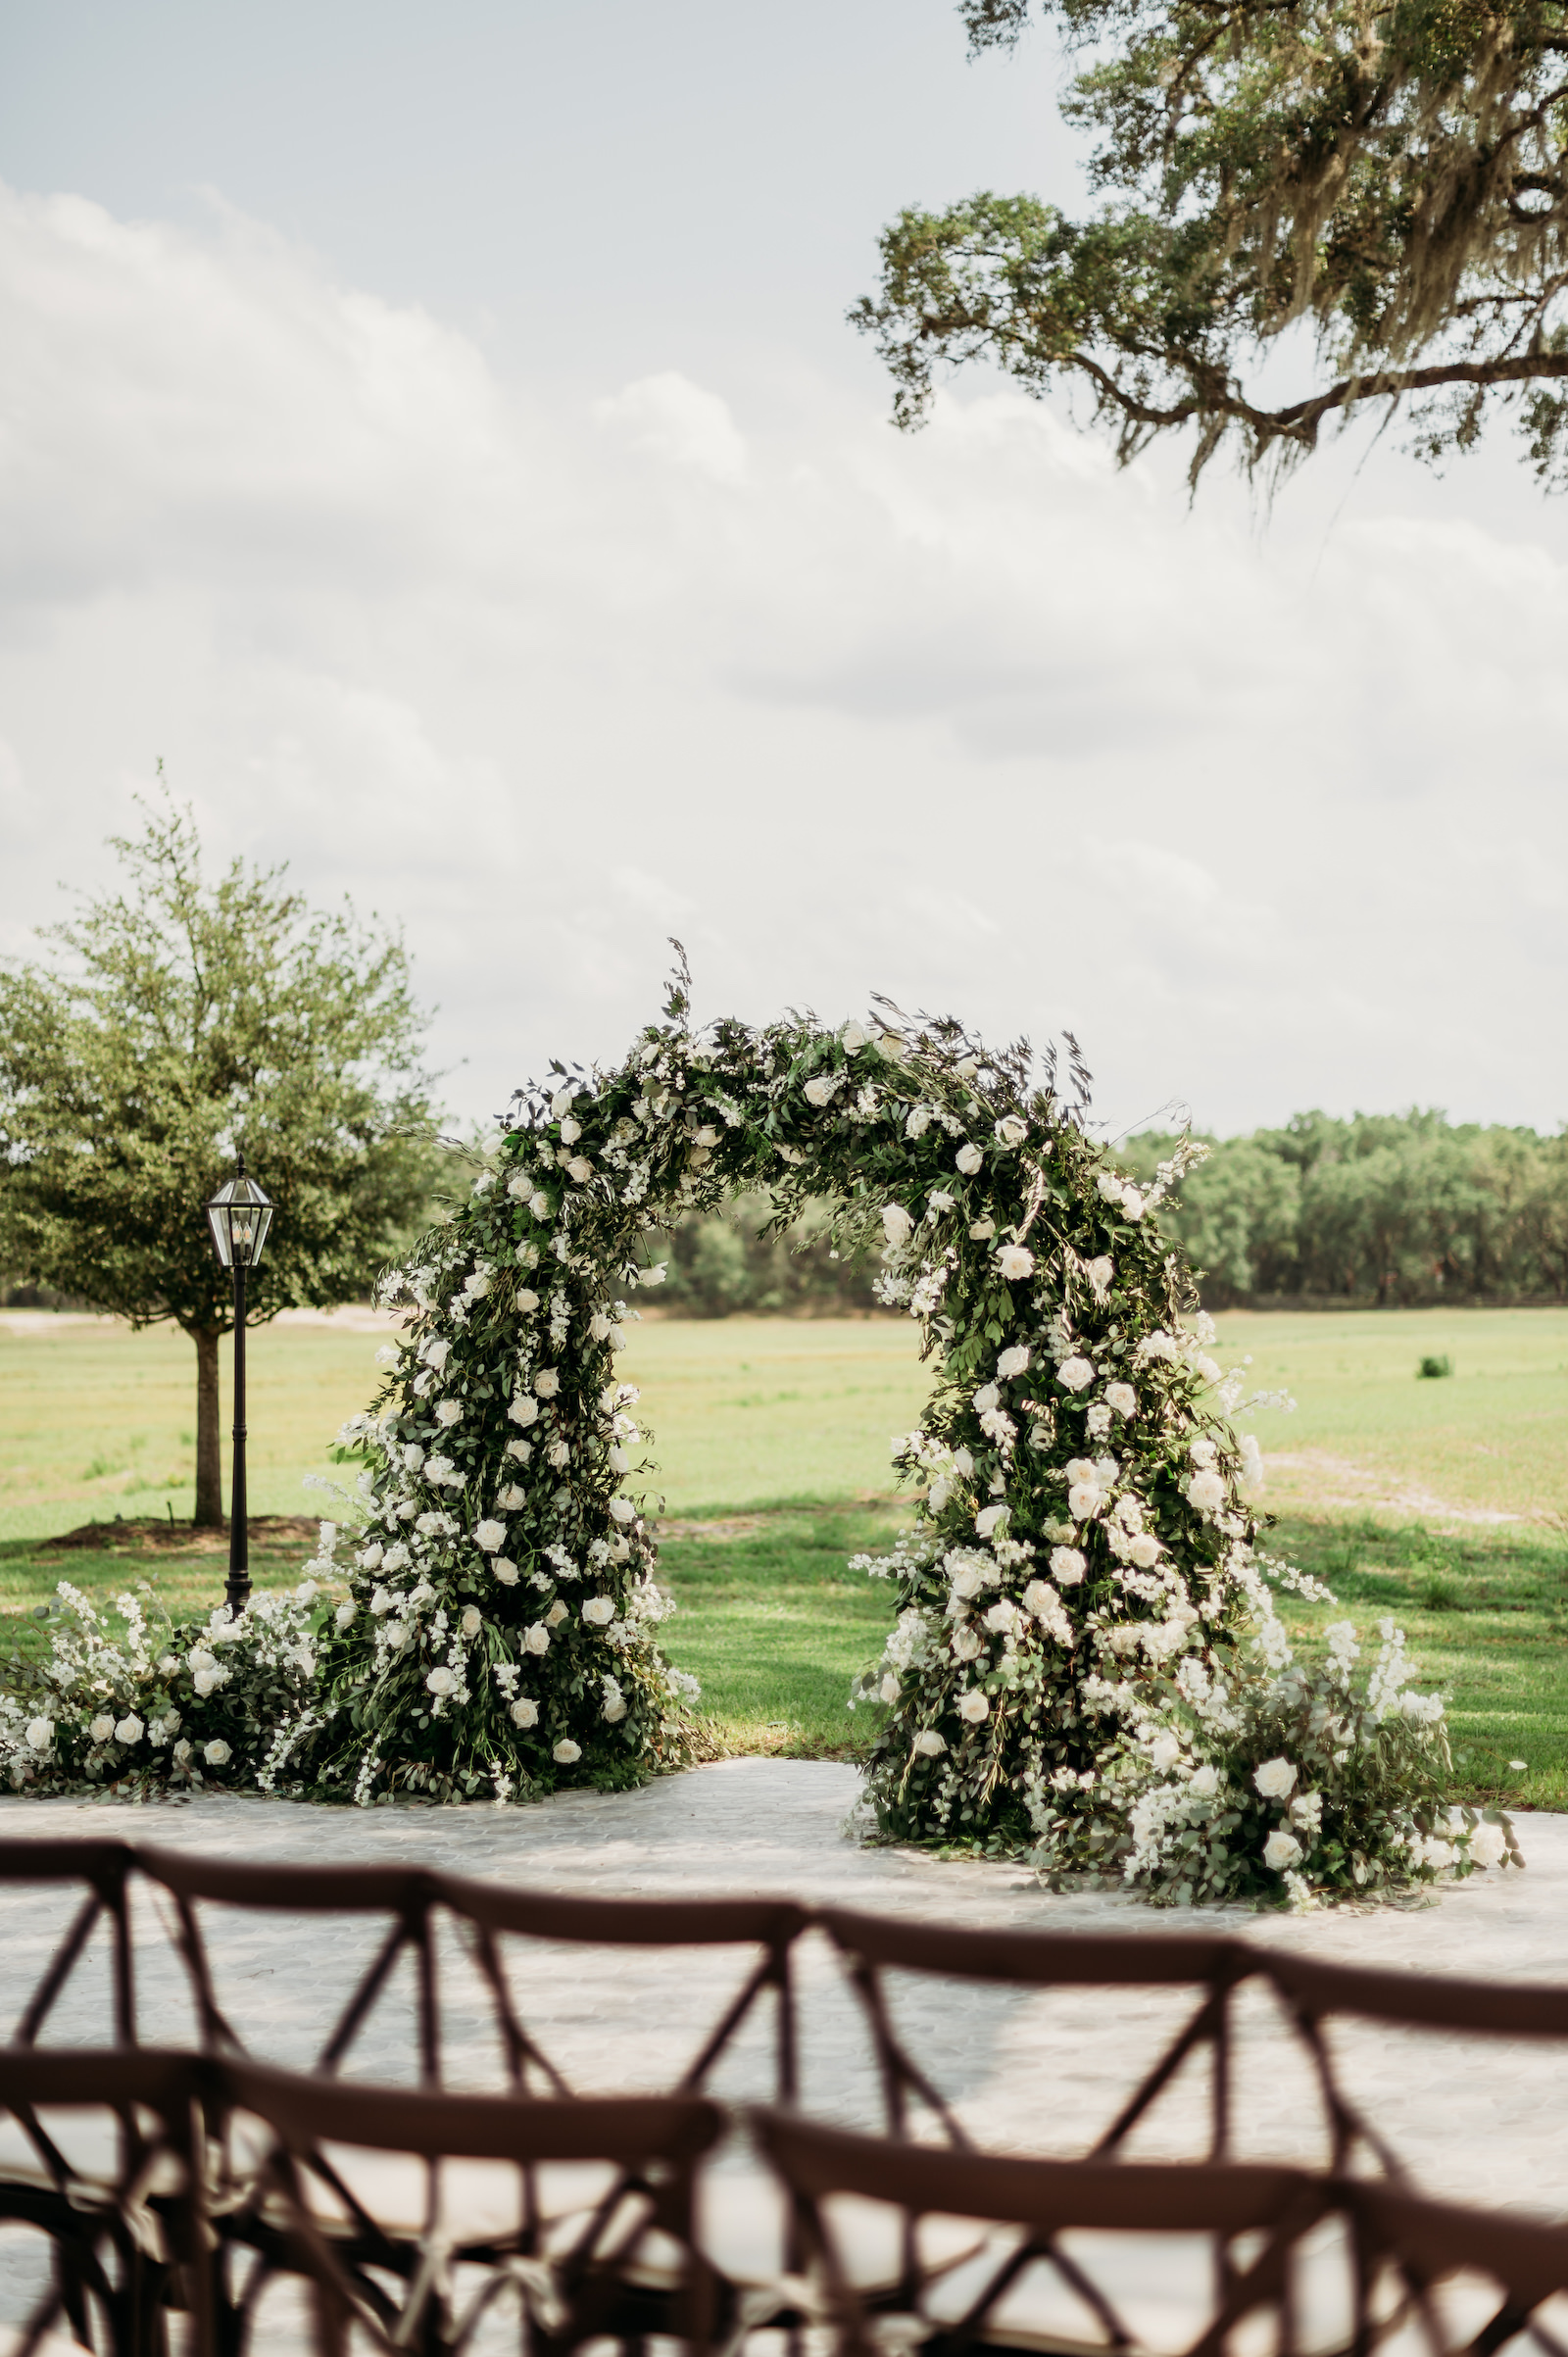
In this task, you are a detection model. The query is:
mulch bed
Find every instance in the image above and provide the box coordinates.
[43,1515,321,1553]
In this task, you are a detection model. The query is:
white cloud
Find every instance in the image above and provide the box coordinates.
[0,180,1565,1138]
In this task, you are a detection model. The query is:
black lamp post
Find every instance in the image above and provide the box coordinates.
[205,1152,273,1619]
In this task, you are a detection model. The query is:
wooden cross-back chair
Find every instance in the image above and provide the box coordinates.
[209,2060,724,2357]
[132,1847,808,2101]
[1257,1952,1568,2184]
[0,1840,141,2049]
[751,2106,1568,2357]
[817,1911,1262,2163]
[0,2044,210,2357]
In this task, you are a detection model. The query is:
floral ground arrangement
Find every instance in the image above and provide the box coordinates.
[0,969,1522,1906]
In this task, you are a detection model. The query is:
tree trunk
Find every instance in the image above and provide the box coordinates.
[193,1324,225,1529]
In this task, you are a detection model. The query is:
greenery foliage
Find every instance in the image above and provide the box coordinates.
[0,794,440,1520]
[854,0,1568,486]
[1120,1110,1568,1303]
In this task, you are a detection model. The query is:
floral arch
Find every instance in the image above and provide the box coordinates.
[297,971,1279,1849]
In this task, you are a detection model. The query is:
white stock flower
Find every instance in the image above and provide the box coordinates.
[882,1203,914,1249]
[508,1394,539,1427]
[912,1728,947,1756]
[203,1739,232,1767]
[433,1399,463,1427]
[1103,1382,1137,1419]
[582,1596,615,1626]
[523,1623,551,1655]
[114,1715,143,1746]
[1056,1356,1095,1393]
[996,1244,1035,1282]
[1049,1546,1087,1585]
[510,1696,539,1728]
[995,1115,1028,1148]
[957,1690,990,1724]
[1253,1757,1298,1800]
[997,1346,1031,1380]
[905,1105,931,1138]
[474,1520,507,1551]
[1263,1830,1303,1873]
[553,1739,582,1764]
[956,1143,984,1176]
[24,1718,52,1754]
[534,1368,561,1398]
[974,1503,1008,1539]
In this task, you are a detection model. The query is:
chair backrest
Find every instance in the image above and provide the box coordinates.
[215,2057,724,2355]
[0,1838,140,2047]
[817,1907,1259,2158]
[753,2106,1568,2357]
[136,1844,808,2100]
[0,2043,210,2357]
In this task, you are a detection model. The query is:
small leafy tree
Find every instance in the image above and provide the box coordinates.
[0,793,439,1525]
[854,0,1568,488]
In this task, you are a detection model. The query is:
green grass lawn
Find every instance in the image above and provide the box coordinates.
[3,1309,1566,1806]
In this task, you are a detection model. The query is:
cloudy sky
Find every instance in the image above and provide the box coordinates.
[2,0,1564,1140]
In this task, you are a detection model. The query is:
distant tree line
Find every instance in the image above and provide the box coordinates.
[643,1193,884,1318]
[1120,1112,1568,1307]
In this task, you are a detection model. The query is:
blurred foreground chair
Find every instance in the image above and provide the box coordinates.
[751,2106,1568,2357]
[0,1840,140,2048]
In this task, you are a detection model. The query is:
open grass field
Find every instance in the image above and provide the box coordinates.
[3,1307,1565,1806]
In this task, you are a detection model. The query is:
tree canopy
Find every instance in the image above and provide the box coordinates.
[853,0,1568,486]
[0,794,440,1523]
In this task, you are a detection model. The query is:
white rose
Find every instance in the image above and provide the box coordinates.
[492,1558,519,1586]
[1067,1483,1102,1522]
[983,1599,1017,1634]
[1121,1185,1145,1219]
[1096,1172,1124,1202]
[1049,1546,1087,1585]
[545,1599,569,1628]
[508,1394,539,1427]
[461,1605,483,1639]
[559,1114,581,1143]
[1469,1822,1507,1869]
[969,1217,996,1240]
[1189,1763,1220,1798]
[24,1717,53,1754]
[89,1713,116,1745]
[956,1143,984,1176]
[842,1021,870,1052]
[882,1203,914,1249]
[193,1669,221,1698]
[974,1503,1008,1539]
[1150,1732,1182,1772]
[516,1287,540,1312]
[1263,1830,1303,1873]
[609,1498,637,1524]
[1020,1580,1054,1617]
[114,1715,143,1746]
[421,1337,451,1373]
[956,1690,990,1724]
[335,1600,357,1629]
[1085,1255,1114,1301]
[510,1696,539,1728]
[553,1739,582,1765]
[928,1478,951,1513]
[433,1399,463,1427]
[172,1739,193,1767]
[996,1346,1030,1380]
[1253,1757,1298,1800]
[1056,1356,1095,1393]
[524,1623,551,1655]
[474,1520,507,1552]
[803,1074,839,1106]
[203,1739,232,1767]
[995,1115,1028,1148]
[638,1263,665,1286]
[972,1382,1002,1414]
[582,1596,615,1626]
[589,1310,613,1343]
[402,1446,425,1471]
[534,1368,561,1398]
[565,1156,594,1184]
[1188,1470,1226,1513]
[1103,1381,1137,1418]
[528,1191,552,1219]
[912,1729,947,1756]
[1128,1533,1161,1567]
[426,1667,456,1695]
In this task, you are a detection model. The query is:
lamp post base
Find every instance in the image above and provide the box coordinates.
[224,1570,253,1620]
